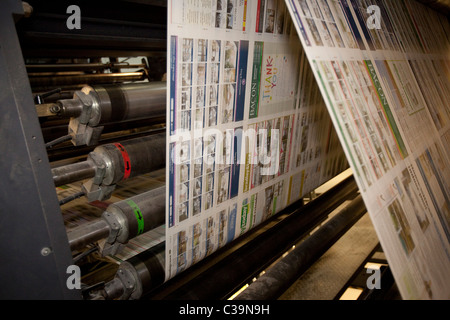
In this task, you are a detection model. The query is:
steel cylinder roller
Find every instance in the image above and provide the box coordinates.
[101,242,165,300]
[52,132,166,201]
[53,82,166,146]
[67,186,165,255]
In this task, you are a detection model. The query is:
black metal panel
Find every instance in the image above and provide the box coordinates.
[0,0,81,299]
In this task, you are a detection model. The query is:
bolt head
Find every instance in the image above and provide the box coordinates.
[41,247,52,256]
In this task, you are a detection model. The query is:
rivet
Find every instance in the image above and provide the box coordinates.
[41,247,52,256]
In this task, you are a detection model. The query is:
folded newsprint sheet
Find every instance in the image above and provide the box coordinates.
[284,0,450,299]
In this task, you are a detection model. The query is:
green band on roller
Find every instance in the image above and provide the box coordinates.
[126,199,144,235]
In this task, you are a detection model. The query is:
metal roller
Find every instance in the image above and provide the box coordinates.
[52,160,97,187]
[88,133,166,185]
[26,62,147,73]
[235,194,366,300]
[57,82,166,123]
[52,132,166,201]
[67,186,165,255]
[94,82,166,125]
[52,82,166,146]
[86,175,359,300]
[101,242,165,300]
[29,72,147,88]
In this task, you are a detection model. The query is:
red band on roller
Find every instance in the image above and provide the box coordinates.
[114,143,131,180]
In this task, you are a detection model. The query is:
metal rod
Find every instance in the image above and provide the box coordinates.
[59,191,86,206]
[28,72,145,87]
[55,98,84,118]
[26,63,146,72]
[67,219,110,252]
[52,159,96,187]
[45,134,73,149]
[235,194,366,300]
[73,246,99,264]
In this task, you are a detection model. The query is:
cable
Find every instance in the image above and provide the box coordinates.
[45,134,72,149]
[34,88,61,105]
[59,191,85,206]
[73,245,99,264]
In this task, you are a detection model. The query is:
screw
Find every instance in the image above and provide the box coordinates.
[49,104,61,114]
[41,247,52,256]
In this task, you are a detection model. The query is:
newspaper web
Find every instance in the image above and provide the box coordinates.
[284,0,450,299]
[166,0,348,282]
[165,0,449,299]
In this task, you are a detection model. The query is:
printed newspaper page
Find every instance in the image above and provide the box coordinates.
[285,0,450,299]
[166,0,348,281]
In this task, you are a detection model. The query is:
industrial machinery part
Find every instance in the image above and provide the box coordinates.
[100,242,165,300]
[235,194,366,300]
[45,127,166,163]
[29,72,147,88]
[51,82,165,146]
[52,132,165,201]
[85,175,359,300]
[26,62,147,73]
[34,87,61,105]
[67,186,165,256]
[0,0,81,299]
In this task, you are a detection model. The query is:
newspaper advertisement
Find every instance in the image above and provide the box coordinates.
[166,0,348,281]
[286,0,450,299]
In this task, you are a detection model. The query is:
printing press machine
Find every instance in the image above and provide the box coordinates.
[5,0,448,300]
